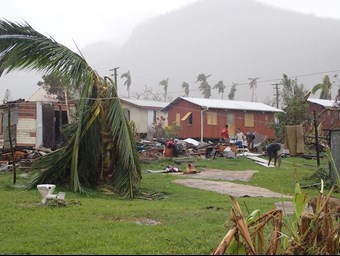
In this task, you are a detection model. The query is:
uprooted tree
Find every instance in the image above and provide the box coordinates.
[0,20,141,198]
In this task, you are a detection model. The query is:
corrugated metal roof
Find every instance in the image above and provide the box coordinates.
[307,98,337,107]
[161,97,284,112]
[120,98,168,108]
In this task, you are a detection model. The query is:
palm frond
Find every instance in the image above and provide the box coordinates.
[104,84,141,198]
[0,19,95,88]
[2,19,141,198]
[311,83,322,94]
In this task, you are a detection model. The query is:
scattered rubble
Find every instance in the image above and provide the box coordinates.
[0,133,291,173]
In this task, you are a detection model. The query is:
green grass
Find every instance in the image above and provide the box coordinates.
[0,155,336,255]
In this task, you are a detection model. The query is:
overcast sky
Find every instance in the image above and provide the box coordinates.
[2,0,340,50]
[1,0,340,100]
[2,0,200,50]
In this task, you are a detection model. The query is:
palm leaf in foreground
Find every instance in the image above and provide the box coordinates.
[0,19,141,198]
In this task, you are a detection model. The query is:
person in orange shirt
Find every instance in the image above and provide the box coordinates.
[221,124,229,143]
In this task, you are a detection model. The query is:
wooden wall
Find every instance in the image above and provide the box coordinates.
[166,100,276,140]
[307,102,340,133]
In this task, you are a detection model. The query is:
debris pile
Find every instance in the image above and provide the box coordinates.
[0,148,49,172]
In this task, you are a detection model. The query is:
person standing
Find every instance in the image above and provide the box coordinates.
[221,124,229,143]
[246,132,256,151]
[236,128,245,148]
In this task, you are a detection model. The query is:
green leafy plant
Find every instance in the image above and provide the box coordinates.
[213,182,340,255]
[164,121,181,138]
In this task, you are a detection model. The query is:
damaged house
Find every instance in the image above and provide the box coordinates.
[0,87,76,151]
[161,97,283,142]
[120,98,168,139]
[306,98,340,133]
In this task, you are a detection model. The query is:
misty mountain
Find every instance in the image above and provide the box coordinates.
[85,0,340,103]
[2,0,340,104]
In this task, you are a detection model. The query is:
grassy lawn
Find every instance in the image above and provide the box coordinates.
[0,154,336,255]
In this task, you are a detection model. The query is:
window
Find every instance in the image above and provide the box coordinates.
[123,108,130,121]
[207,112,217,125]
[244,113,254,127]
[176,113,180,125]
[181,112,192,125]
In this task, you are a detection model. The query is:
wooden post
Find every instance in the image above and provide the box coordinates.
[7,103,16,184]
[330,129,340,186]
[313,110,320,167]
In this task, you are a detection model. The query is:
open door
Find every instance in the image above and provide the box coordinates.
[42,103,55,148]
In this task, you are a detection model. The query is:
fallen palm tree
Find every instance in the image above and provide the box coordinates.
[0,20,141,198]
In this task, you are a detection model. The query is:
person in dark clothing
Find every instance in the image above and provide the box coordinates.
[246,132,255,150]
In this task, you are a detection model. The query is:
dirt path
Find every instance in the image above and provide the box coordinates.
[169,169,292,199]
[147,168,318,215]
[181,169,257,182]
[162,169,313,214]
[172,178,292,198]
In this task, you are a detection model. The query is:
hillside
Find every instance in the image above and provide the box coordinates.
[85,0,340,103]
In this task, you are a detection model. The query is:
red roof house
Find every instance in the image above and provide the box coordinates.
[161,97,283,142]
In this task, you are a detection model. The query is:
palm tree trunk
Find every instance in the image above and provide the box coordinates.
[64,89,72,123]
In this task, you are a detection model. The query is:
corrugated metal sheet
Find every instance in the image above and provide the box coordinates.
[120,98,168,109]
[2,105,19,149]
[18,102,36,118]
[307,98,336,107]
[162,97,284,113]
[16,118,36,145]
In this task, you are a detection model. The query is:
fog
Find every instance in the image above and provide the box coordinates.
[85,0,340,104]
[2,0,340,106]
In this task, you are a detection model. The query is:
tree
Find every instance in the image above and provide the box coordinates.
[311,75,332,100]
[133,85,162,101]
[0,20,141,198]
[274,74,308,140]
[159,78,169,102]
[182,81,189,97]
[248,77,260,102]
[37,72,79,122]
[228,83,238,100]
[37,73,79,101]
[196,73,211,98]
[213,80,226,99]
[120,71,131,98]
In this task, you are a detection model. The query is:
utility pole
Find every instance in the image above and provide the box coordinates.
[271,83,280,109]
[109,67,119,92]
